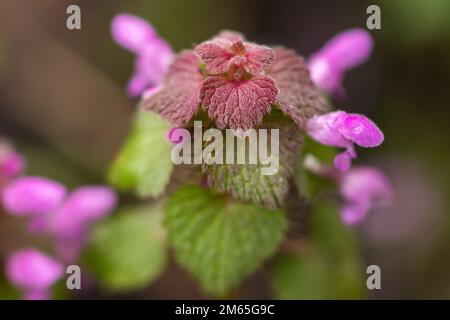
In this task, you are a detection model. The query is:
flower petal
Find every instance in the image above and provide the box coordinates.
[341,202,369,225]
[336,112,384,147]
[111,14,157,53]
[200,75,278,130]
[6,249,63,292]
[334,149,355,172]
[126,71,149,97]
[0,149,24,178]
[339,166,393,225]
[167,127,185,144]
[126,38,174,97]
[2,177,66,216]
[307,55,343,94]
[340,166,393,205]
[306,111,348,147]
[49,186,116,238]
[140,50,203,125]
[307,29,373,94]
[267,48,328,128]
[321,28,373,70]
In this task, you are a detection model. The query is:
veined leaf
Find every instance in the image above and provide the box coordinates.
[203,123,302,210]
[165,185,288,296]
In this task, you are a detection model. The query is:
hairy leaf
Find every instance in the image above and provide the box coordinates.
[108,111,173,197]
[140,50,203,125]
[203,123,302,210]
[200,76,277,130]
[267,48,329,129]
[165,185,287,296]
[195,38,274,75]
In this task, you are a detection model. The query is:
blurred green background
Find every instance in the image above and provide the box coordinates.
[1,0,450,299]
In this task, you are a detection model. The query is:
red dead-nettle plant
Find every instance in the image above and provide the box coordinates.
[107,14,393,297]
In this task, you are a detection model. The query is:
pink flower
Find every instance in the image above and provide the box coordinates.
[6,249,63,300]
[308,29,373,95]
[167,127,184,144]
[0,150,24,178]
[2,177,66,216]
[306,110,384,171]
[48,186,116,237]
[111,13,175,97]
[47,186,117,262]
[2,177,117,262]
[0,140,24,193]
[339,166,393,225]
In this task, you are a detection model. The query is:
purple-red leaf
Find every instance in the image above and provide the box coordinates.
[267,48,328,128]
[140,50,204,125]
[195,39,274,76]
[200,76,278,130]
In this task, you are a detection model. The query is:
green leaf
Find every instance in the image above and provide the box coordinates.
[310,201,358,255]
[165,185,288,296]
[84,204,167,292]
[272,201,365,299]
[203,123,302,210]
[108,111,173,197]
[302,136,337,164]
[272,253,329,299]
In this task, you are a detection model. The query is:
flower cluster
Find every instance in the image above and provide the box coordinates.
[1,146,117,299]
[0,139,24,192]
[339,166,393,225]
[304,153,393,225]
[3,177,117,262]
[306,110,384,171]
[111,14,175,97]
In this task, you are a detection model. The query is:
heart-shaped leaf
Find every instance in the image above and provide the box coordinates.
[165,185,287,296]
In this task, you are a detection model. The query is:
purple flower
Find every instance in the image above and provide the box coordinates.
[1,176,66,216]
[2,177,117,262]
[167,127,185,144]
[111,13,175,97]
[6,249,63,300]
[0,150,24,179]
[306,110,384,171]
[47,186,116,262]
[0,141,24,193]
[339,166,393,225]
[308,28,373,95]
[49,186,117,235]
[27,186,117,263]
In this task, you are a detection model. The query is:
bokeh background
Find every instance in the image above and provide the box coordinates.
[1,0,450,299]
